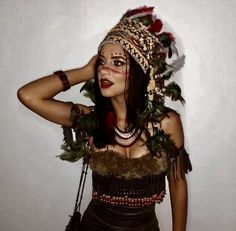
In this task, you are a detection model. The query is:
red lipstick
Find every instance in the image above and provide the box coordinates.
[100,79,113,89]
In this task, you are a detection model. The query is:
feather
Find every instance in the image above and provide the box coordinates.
[138,15,153,26]
[62,126,73,146]
[148,19,163,33]
[166,55,185,73]
[170,42,179,57]
[168,44,172,58]
[80,80,95,103]
[58,141,91,162]
[125,6,154,19]
[162,71,173,80]
[164,82,185,104]
[158,32,175,47]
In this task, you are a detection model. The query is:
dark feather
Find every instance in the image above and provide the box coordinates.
[80,80,95,103]
[164,82,185,104]
[62,126,73,146]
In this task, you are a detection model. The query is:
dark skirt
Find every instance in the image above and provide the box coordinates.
[80,200,160,231]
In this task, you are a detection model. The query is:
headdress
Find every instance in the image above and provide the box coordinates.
[99,6,185,107]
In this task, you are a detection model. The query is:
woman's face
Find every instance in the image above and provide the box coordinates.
[98,43,130,99]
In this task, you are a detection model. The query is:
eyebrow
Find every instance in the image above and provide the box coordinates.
[99,54,127,60]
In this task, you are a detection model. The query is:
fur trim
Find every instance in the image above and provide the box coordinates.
[89,150,168,179]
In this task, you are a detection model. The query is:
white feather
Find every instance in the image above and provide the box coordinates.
[166,55,185,73]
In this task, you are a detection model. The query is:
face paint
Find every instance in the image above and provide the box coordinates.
[98,43,130,98]
[98,53,129,75]
[99,64,128,75]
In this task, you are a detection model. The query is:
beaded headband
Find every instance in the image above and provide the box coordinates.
[99,6,185,105]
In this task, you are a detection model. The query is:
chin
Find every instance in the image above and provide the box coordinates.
[100,89,124,99]
[101,91,116,98]
[99,85,127,98]
[100,88,113,97]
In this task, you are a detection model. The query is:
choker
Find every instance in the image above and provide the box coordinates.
[114,125,142,147]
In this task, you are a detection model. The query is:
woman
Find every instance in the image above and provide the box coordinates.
[18,6,192,231]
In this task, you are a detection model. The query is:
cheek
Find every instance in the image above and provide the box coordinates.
[97,70,101,80]
[113,69,129,79]
[113,73,128,85]
[115,66,129,76]
[114,68,129,75]
[116,74,129,91]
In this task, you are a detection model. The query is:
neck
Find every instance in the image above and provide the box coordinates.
[110,96,127,130]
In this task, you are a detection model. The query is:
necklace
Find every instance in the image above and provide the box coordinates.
[114,125,142,147]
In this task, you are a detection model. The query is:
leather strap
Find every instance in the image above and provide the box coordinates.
[73,162,89,213]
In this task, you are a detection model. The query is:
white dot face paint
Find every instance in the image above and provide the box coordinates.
[98,43,130,99]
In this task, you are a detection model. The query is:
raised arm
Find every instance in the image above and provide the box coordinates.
[161,112,188,231]
[17,55,97,126]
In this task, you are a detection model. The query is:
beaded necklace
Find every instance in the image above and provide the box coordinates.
[114,125,142,147]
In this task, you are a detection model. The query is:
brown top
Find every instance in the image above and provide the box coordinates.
[89,150,168,180]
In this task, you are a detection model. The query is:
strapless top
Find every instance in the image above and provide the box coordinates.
[89,150,168,206]
[89,150,168,179]
[89,148,191,206]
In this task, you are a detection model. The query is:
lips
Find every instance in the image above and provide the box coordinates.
[100,79,114,89]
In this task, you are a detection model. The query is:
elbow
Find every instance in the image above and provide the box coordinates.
[17,87,24,102]
[17,87,35,107]
[17,87,27,104]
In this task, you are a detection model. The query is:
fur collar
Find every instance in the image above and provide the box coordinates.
[89,150,168,179]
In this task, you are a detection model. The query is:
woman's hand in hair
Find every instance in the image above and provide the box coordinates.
[84,54,98,81]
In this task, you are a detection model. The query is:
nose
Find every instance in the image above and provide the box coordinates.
[99,65,112,75]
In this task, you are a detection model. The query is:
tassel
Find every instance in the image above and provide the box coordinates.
[168,147,192,182]
[181,149,192,174]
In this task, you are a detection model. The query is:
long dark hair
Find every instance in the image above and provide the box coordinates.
[93,53,149,149]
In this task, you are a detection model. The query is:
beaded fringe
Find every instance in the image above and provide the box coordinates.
[92,172,166,206]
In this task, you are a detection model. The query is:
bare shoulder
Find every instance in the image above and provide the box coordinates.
[160,111,184,148]
[160,111,182,131]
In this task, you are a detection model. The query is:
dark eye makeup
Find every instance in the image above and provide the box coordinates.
[98,56,127,68]
[114,60,125,66]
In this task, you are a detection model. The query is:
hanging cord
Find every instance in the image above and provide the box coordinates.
[72,161,89,214]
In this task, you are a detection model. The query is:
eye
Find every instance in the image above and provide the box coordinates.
[114,60,125,67]
[98,58,105,65]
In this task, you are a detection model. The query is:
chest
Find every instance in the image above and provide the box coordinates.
[91,131,149,158]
